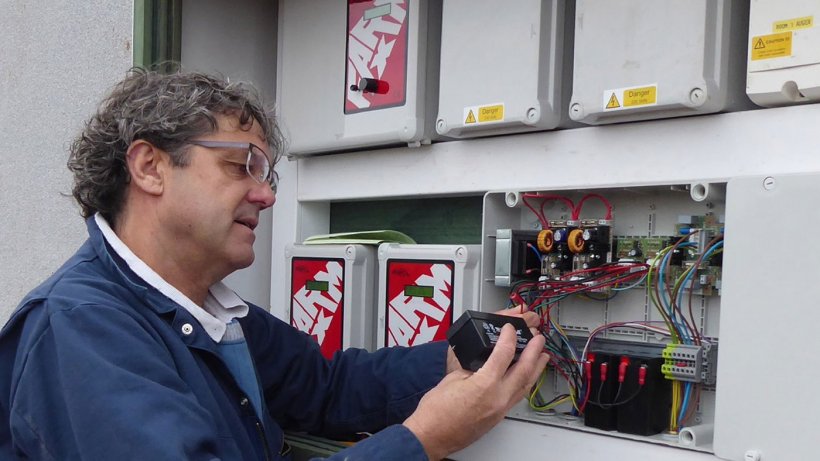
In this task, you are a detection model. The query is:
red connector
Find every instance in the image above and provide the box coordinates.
[618,356,630,383]
[584,355,594,380]
[599,362,609,382]
[638,364,648,386]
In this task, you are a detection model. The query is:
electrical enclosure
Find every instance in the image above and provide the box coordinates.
[435,0,573,138]
[377,243,480,348]
[285,244,376,356]
[569,0,751,125]
[713,173,820,460]
[277,0,441,156]
[746,0,820,106]
[481,184,725,453]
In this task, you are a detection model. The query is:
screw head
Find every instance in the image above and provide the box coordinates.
[689,88,706,106]
[569,103,583,119]
[763,176,776,191]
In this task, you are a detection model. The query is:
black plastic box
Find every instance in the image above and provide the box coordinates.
[446,310,533,372]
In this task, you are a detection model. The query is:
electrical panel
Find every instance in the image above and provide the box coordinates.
[435,0,573,138]
[277,0,441,156]
[746,0,820,107]
[376,243,480,348]
[713,173,820,461]
[481,184,725,454]
[569,0,751,125]
[285,244,376,358]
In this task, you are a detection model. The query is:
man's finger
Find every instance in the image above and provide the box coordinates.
[499,333,547,395]
[475,323,517,380]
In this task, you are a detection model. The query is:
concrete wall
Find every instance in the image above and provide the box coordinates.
[0,2,133,322]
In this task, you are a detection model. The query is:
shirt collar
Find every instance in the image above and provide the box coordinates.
[94,213,249,342]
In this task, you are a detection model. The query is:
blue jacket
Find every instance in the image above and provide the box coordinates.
[0,218,446,460]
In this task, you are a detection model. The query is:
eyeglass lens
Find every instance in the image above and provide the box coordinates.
[245,145,272,185]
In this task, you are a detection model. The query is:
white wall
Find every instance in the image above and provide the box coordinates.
[0,2,133,322]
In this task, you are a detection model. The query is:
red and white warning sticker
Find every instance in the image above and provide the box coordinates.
[345,0,409,113]
[291,258,345,359]
[385,260,454,347]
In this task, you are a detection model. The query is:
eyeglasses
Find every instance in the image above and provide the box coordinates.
[187,140,278,192]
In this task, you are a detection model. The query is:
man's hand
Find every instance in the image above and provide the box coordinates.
[405,324,549,461]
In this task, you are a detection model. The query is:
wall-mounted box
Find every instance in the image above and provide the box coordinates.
[376,243,480,348]
[285,244,376,358]
[435,0,574,138]
[747,0,820,107]
[277,0,442,156]
[481,184,726,454]
[569,0,750,125]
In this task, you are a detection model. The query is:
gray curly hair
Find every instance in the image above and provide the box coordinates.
[68,67,283,224]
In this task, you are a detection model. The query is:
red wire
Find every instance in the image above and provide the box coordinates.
[572,193,613,220]
[522,193,576,229]
[522,194,549,229]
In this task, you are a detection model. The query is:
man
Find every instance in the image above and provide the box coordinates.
[0,69,548,460]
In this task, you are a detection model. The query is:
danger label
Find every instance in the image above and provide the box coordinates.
[773,16,813,33]
[463,103,505,125]
[751,32,792,60]
[291,259,345,359]
[603,84,657,111]
[385,260,454,347]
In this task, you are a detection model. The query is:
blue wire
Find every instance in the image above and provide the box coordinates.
[658,244,696,344]
[678,382,692,426]
[527,243,543,264]
[674,241,724,336]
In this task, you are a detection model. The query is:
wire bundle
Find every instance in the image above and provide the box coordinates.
[647,232,724,432]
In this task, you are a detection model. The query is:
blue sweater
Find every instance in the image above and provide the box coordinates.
[0,218,446,460]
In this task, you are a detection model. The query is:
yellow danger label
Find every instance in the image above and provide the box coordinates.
[623,85,657,107]
[773,16,813,32]
[465,110,476,124]
[606,93,621,109]
[751,31,793,60]
[478,104,504,123]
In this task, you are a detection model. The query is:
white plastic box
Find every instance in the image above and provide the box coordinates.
[277,0,441,156]
[569,0,750,125]
[285,244,376,358]
[746,0,820,106]
[481,185,725,453]
[435,0,574,138]
[376,243,480,348]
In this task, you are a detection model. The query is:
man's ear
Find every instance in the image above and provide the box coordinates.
[126,140,166,196]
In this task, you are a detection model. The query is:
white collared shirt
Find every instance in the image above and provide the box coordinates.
[95,213,249,342]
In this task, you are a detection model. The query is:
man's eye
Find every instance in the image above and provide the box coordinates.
[225,162,246,177]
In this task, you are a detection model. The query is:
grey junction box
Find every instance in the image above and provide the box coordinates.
[435,0,574,138]
[568,0,751,125]
[277,0,442,156]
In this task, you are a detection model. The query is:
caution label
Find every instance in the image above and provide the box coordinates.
[463,103,504,125]
[751,31,792,60]
[465,110,476,124]
[602,84,657,111]
[773,16,813,33]
[606,93,621,109]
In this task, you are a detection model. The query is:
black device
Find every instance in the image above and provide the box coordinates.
[446,310,533,372]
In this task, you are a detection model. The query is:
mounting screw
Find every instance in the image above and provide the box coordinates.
[689,87,706,106]
[526,107,539,123]
[763,176,776,191]
[569,103,583,120]
[744,450,761,461]
[436,118,447,135]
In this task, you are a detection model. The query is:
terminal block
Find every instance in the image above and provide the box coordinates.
[661,343,717,385]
